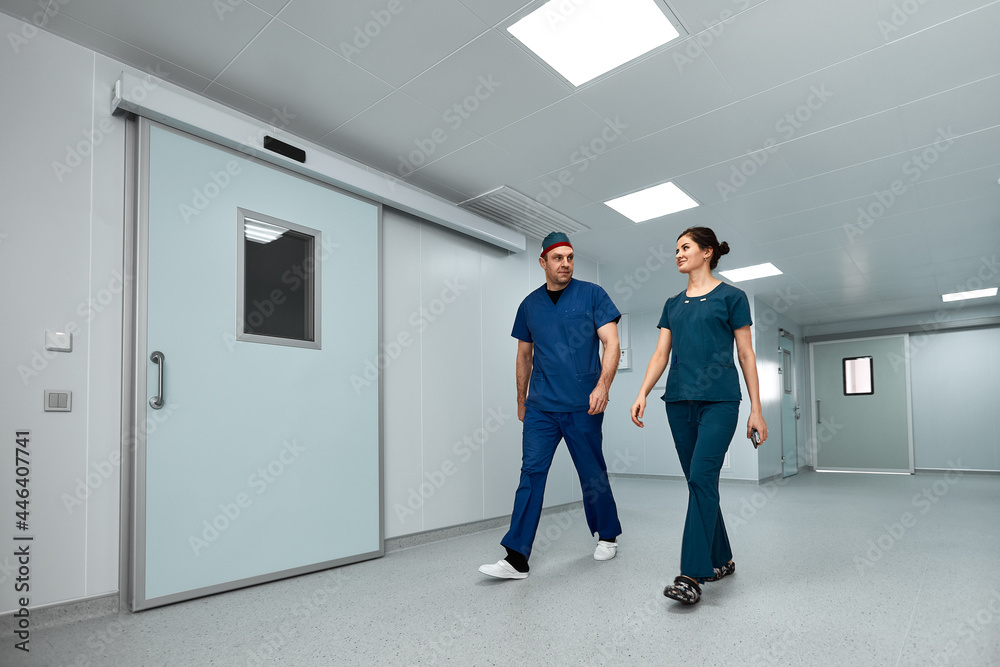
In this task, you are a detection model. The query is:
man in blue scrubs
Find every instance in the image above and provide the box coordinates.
[479,233,623,579]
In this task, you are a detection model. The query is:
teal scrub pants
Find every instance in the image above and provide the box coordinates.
[665,400,739,581]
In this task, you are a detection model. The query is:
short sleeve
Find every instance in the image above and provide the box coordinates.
[511,300,532,342]
[728,289,752,330]
[657,300,670,330]
[592,285,621,329]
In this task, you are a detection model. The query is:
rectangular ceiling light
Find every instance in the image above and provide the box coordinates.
[719,263,783,282]
[604,181,699,223]
[941,287,998,302]
[244,219,287,244]
[507,0,681,86]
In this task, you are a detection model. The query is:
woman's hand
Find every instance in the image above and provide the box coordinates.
[747,412,768,445]
[631,395,647,428]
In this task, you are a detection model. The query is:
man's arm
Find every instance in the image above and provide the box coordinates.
[589,321,620,415]
[516,340,533,422]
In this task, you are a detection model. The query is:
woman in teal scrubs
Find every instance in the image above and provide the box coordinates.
[631,227,768,605]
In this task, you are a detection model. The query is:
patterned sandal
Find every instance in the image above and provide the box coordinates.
[663,575,701,604]
[705,561,735,582]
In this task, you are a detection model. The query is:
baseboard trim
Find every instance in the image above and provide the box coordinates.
[385,501,583,553]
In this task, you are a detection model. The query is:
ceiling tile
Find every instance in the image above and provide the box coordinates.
[705,0,884,99]
[777,109,910,179]
[278,0,488,87]
[574,42,738,142]
[881,2,1000,106]
[843,232,931,274]
[455,0,529,27]
[898,74,1000,148]
[915,167,1000,211]
[679,150,797,205]
[215,20,393,135]
[739,48,897,144]
[400,29,570,136]
[58,0,272,79]
[567,103,769,201]
[873,0,996,43]
[486,98,630,175]
[15,11,215,94]
[406,139,534,200]
[321,92,480,179]
[203,82,330,142]
[249,0,290,15]
[668,0,767,31]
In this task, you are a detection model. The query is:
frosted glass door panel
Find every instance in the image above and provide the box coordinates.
[134,121,381,609]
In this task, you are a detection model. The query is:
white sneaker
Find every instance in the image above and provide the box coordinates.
[594,540,618,561]
[479,559,528,579]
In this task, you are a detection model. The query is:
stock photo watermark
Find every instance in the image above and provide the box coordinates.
[339,0,408,60]
[672,0,755,72]
[397,76,501,177]
[394,407,511,523]
[877,0,931,40]
[845,126,957,243]
[350,277,467,394]
[716,84,834,201]
[17,269,128,386]
[50,66,168,183]
[534,117,628,208]
[188,438,305,556]
[7,0,71,53]
[243,568,349,665]
[853,461,963,572]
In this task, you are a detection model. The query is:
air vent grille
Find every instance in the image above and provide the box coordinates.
[459,186,589,240]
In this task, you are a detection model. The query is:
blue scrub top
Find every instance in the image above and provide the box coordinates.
[512,279,621,412]
[657,282,752,402]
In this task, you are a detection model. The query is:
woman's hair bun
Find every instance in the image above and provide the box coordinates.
[719,241,730,256]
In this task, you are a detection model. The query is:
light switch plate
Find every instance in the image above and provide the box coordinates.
[44,390,72,412]
[45,331,72,352]
[618,348,630,370]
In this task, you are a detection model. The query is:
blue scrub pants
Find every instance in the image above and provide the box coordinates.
[665,400,739,581]
[501,406,622,560]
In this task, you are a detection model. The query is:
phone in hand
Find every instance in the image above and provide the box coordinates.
[751,428,761,449]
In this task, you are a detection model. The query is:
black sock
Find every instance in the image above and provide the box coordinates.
[504,548,529,572]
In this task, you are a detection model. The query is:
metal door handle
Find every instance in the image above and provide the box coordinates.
[816,399,821,424]
[149,351,165,409]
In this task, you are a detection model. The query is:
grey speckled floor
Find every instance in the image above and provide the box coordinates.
[3,470,999,666]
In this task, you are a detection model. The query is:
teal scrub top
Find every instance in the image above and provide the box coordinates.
[658,282,752,402]
[512,279,620,412]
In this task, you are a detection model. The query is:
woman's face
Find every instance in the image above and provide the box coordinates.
[675,235,709,274]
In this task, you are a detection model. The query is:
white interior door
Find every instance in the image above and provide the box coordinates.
[130,120,382,610]
[810,336,913,473]
[779,334,798,477]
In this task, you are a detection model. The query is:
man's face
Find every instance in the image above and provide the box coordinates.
[540,247,574,287]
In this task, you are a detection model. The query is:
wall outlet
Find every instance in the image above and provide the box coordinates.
[618,348,630,370]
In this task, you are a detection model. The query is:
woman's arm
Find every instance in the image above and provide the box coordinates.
[734,325,768,444]
[631,328,672,428]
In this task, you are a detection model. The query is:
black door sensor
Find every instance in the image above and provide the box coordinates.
[263,135,306,163]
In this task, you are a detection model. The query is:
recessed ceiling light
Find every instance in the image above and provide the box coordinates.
[507,0,681,87]
[604,182,699,223]
[719,263,783,282]
[244,219,287,244]
[941,287,998,302]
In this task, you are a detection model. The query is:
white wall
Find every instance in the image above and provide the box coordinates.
[908,327,999,471]
[381,213,592,539]
[0,13,592,613]
[805,311,1000,472]
[1,14,126,613]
